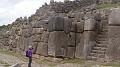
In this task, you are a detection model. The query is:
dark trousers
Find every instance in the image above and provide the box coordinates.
[28,57,32,67]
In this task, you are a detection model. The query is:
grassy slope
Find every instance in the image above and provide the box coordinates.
[97,3,120,9]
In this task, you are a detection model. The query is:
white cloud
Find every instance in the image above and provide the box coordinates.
[0,0,64,26]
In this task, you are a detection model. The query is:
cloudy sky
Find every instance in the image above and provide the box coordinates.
[0,0,64,26]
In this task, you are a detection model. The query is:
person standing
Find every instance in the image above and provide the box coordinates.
[26,46,33,67]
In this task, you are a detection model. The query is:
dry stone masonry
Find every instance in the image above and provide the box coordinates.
[0,0,120,62]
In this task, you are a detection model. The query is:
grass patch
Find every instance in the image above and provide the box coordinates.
[97,3,120,9]
[102,62,120,67]
[0,49,27,62]
[0,60,10,67]
[61,58,85,64]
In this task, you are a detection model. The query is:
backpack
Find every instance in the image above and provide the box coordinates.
[26,50,29,57]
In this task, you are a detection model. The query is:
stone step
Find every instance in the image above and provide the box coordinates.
[100,47,107,51]
[91,49,98,53]
[98,54,105,58]
[87,56,97,61]
[93,47,101,50]
[97,38,107,41]
[89,53,97,57]
[99,32,108,35]
[97,35,107,38]
[96,41,108,44]
[96,44,107,47]
[98,51,105,54]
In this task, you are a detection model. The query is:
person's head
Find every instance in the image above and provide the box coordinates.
[28,46,33,50]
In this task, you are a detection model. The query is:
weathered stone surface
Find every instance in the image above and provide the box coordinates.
[22,29,31,37]
[1,0,120,61]
[48,31,68,57]
[107,26,120,60]
[76,21,84,33]
[32,42,38,54]
[75,12,84,22]
[18,29,22,36]
[33,34,41,42]
[66,47,75,58]
[75,33,84,58]
[41,31,50,43]
[32,28,44,35]
[68,32,75,47]
[48,17,65,32]
[83,31,97,59]
[84,18,96,31]
[36,42,48,56]
[64,18,72,34]
[109,8,120,25]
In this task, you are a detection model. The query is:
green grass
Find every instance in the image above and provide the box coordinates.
[61,58,85,64]
[0,49,120,67]
[102,62,120,67]
[0,49,27,62]
[97,3,120,9]
[0,60,10,67]
[33,57,85,67]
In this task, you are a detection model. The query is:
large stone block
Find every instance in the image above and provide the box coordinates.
[41,31,50,43]
[64,18,72,34]
[107,26,120,60]
[84,18,96,31]
[75,12,84,22]
[48,17,65,32]
[109,9,120,25]
[32,42,38,54]
[71,21,84,33]
[68,32,75,47]
[66,47,75,58]
[33,34,41,42]
[36,42,48,56]
[24,38,29,51]
[19,37,28,51]
[83,31,97,59]
[75,33,84,58]
[48,31,68,57]
[76,21,84,33]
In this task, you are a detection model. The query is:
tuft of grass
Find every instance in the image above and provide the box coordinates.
[97,3,120,9]
[0,60,10,67]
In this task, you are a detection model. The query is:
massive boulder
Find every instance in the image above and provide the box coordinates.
[48,31,68,57]
[48,17,65,32]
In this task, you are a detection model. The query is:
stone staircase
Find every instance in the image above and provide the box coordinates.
[87,22,108,61]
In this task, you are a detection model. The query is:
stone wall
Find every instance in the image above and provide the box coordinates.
[0,0,120,61]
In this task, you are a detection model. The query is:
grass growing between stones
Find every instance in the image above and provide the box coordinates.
[97,3,120,9]
[0,60,10,67]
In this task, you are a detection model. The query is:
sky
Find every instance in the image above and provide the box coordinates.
[0,0,64,26]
